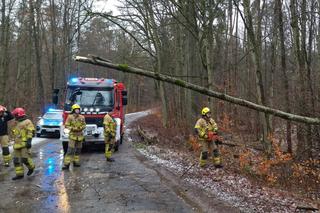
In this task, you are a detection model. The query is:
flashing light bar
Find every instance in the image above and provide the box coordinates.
[70,78,78,83]
[48,108,61,112]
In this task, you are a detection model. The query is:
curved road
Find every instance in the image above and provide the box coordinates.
[0,112,200,213]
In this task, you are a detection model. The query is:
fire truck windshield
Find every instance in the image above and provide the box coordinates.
[65,87,114,112]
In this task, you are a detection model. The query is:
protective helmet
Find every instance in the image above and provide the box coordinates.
[201,107,210,116]
[0,105,5,113]
[12,108,26,117]
[71,104,81,111]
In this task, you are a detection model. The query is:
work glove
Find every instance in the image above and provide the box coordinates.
[26,138,32,149]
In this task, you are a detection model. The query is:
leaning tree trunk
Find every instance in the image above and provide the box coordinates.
[75,55,320,125]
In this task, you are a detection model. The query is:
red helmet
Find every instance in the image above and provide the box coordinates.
[0,105,5,113]
[12,108,26,117]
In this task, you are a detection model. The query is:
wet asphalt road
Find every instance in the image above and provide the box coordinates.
[0,112,197,213]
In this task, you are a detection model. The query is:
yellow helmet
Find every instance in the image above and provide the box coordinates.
[71,104,81,111]
[201,107,210,115]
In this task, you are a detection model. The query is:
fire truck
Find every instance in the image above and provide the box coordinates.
[54,77,127,153]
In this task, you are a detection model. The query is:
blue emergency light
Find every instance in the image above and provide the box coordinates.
[70,78,78,83]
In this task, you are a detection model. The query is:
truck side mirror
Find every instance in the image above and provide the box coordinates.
[122,90,127,106]
[121,90,127,96]
[52,89,60,105]
[122,97,128,106]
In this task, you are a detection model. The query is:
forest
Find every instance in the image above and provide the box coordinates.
[1,0,319,203]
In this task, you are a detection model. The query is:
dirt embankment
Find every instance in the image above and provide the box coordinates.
[129,112,320,213]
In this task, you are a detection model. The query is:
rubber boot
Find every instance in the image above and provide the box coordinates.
[199,151,208,167]
[13,165,24,180]
[25,158,35,175]
[73,155,81,167]
[27,168,34,176]
[213,149,223,168]
[106,158,115,162]
[62,164,70,170]
[105,144,114,162]
[12,175,24,180]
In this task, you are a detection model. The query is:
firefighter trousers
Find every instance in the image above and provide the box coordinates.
[105,136,115,159]
[64,139,82,166]
[0,135,11,165]
[199,139,221,167]
[13,147,35,177]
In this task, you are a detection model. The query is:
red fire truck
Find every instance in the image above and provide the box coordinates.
[56,77,127,153]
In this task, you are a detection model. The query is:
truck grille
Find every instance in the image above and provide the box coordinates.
[85,117,103,127]
[42,125,60,128]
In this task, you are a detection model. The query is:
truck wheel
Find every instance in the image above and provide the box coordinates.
[62,141,68,156]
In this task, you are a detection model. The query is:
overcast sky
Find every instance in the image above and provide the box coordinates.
[93,0,120,15]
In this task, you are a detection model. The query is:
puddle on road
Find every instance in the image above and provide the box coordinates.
[38,147,71,212]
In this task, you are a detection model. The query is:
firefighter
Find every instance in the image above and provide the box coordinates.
[11,108,35,180]
[194,107,222,168]
[62,104,86,170]
[0,105,14,167]
[103,113,116,162]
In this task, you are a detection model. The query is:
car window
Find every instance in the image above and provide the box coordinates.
[43,112,62,120]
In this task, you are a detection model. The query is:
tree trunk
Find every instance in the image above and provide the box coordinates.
[75,55,320,125]
[144,0,168,127]
[242,0,272,155]
[29,0,45,111]
[278,0,292,153]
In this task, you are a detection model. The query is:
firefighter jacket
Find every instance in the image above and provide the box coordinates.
[65,114,86,141]
[0,111,14,136]
[103,114,116,138]
[11,118,35,149]
[194,117,218,140]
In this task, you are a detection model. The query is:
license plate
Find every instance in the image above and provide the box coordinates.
[46,129,55,132]
[86,126,96,135]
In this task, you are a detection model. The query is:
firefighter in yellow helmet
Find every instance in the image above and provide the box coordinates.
[11,108,35,180]
[62,104,86,170]
[103,113,116,162]
[194,107,222,168]
[0,105,14,167]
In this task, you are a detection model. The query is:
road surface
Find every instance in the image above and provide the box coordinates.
[0,112,238,213]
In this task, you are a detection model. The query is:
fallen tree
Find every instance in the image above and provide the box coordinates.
[75,55,320,125]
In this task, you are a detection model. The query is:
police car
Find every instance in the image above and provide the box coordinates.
[36,109,63,137]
